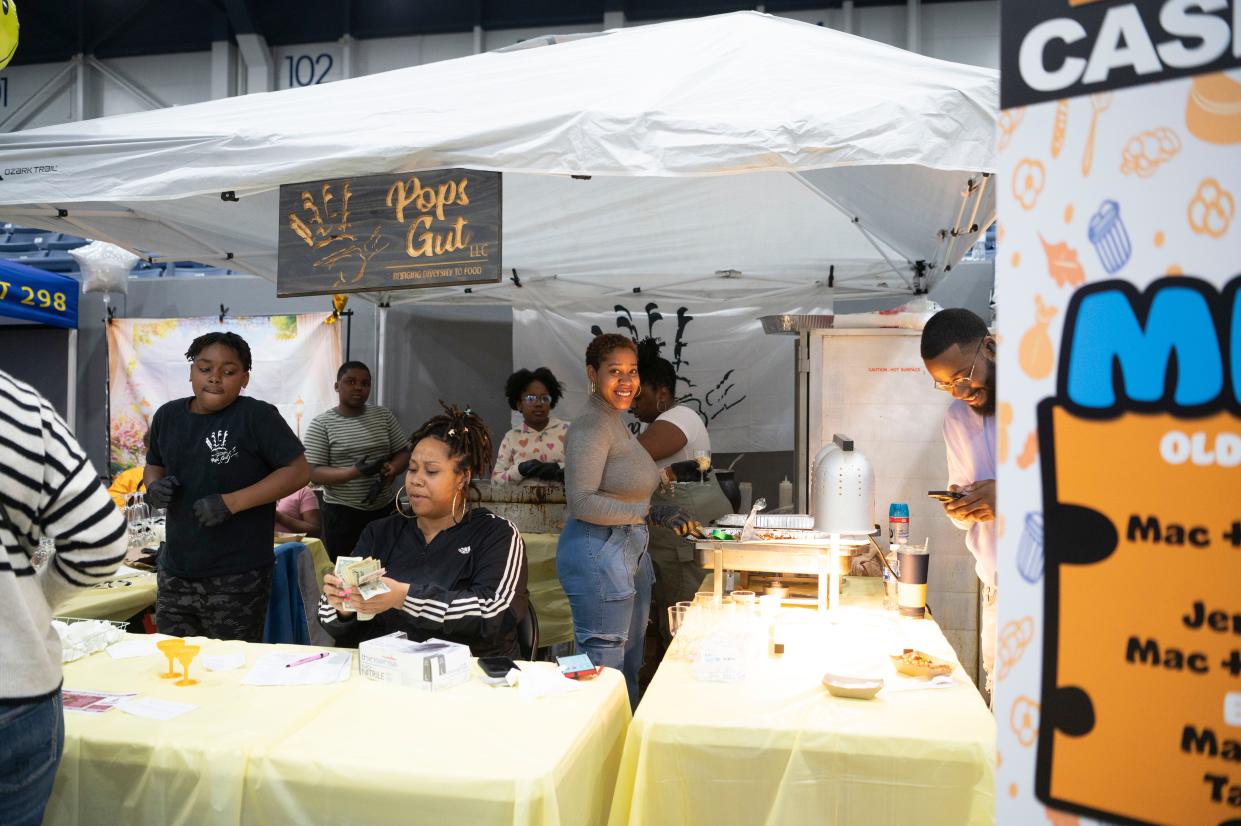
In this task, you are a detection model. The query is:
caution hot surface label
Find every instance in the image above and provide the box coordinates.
[1037,276,1241,825]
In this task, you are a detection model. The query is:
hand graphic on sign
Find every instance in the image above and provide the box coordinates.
[314,225,390,286]
[288,182,357,249]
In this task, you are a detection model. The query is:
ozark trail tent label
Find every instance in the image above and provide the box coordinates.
[276,170,501,296]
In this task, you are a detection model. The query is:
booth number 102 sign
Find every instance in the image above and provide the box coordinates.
[275,169,502,297]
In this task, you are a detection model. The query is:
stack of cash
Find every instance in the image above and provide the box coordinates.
[334,556,390,621]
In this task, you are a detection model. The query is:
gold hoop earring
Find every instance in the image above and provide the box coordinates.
[394,489,415,519]
[452,489,466,523]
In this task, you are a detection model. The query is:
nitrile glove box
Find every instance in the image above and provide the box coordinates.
[358,632,471,691]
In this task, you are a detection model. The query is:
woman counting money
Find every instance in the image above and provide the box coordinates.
[319,404,529,658]
[631,339,733,651]
[557,334,700,708]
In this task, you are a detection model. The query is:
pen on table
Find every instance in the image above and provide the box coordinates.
[285,652,330,668]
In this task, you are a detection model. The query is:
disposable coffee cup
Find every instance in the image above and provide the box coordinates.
[897,546,930,618]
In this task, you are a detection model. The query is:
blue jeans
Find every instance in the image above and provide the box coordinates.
[557,519,653,709]
[0,691,65,826]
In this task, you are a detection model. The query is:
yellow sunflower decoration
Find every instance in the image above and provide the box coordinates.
[0,1,18,72]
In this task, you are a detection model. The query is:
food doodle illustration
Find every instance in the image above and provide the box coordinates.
[1017,512,1044,584]
[998,616,1036,681]
[1187,177,1235,239]
[1051,100,1069,158]
[1185,72,1241,145]
[1081,93,1111,177]
[1017,432,1039,470]
[999,108,1025,152]
[1013,696,1041,748]
[1119,127,1180,178]
[1038,235,1086,288]
[1087,200,1131,274]
[1020,296,1058,379]
[1013,158,1046,210]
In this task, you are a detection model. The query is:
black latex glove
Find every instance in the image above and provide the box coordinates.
[648,504,700,537]
[145,475,180,509]
[192,494,233,527]
[353,455,387,477]
[363,474,387,505]
[519,460,563,482]
[667,460,711,483]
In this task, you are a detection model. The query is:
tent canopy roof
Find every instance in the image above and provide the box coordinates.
[0,11,997,304]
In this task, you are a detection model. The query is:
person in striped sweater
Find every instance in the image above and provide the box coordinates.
[305,362,410,561]
[0,370,127,826]
[318,404,529,659]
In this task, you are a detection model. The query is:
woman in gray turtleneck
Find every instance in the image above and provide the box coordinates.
[556,334,698,708]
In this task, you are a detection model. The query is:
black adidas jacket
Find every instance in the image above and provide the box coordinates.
[319,507,528,659]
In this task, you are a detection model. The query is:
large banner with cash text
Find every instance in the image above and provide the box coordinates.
[996,2,1241,825]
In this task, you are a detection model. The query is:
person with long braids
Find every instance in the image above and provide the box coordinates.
[558,334,700,708]
[318,404,529,658]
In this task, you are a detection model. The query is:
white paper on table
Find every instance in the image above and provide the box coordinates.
[516,664,584,699]
[106,634,174,660]
[881,674,957,694]
[202,651,247,672]
[241,651,352,686]
[114,564,152,577]
[62,690,136,713]
[117,697,196,720]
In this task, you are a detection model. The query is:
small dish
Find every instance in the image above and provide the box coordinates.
[822,673,883,700]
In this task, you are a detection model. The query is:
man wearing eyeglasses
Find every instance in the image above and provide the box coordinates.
[920,307,998,698]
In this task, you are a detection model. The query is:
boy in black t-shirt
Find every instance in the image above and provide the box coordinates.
[144,332,309,641]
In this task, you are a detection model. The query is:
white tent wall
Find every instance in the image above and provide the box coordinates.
[0,3,998,132]
[2,8,1000,499]
[58,255,989,498]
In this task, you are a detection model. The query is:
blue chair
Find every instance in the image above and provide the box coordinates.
[44,238,88,251]
[38,251,78,272]
[0,240,38,253]
[265,542,311,645]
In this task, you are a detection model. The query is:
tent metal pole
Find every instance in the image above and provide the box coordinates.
[66,328,78,434]
[375,296,389,407]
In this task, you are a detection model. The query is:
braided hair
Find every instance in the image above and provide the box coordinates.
[409,402,494,506]
[636,337,677,394]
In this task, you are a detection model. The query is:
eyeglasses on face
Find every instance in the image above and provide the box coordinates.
[523,394,552,405]
[932,338,986,393]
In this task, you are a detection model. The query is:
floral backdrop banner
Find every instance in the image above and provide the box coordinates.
[106,313,342,474]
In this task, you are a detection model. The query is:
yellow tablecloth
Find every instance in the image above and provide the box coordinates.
[48,637,631,826]
[523,533,572,648]
[609,578,996,826]
[55,573,158,623]
[52,539,331,624]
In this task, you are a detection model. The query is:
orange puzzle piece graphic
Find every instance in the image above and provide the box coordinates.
[1036,275,1241,826]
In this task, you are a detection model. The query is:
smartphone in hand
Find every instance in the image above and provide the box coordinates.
[927,490,965,502]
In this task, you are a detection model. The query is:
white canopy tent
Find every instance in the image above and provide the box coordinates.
[0,11,997,307]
